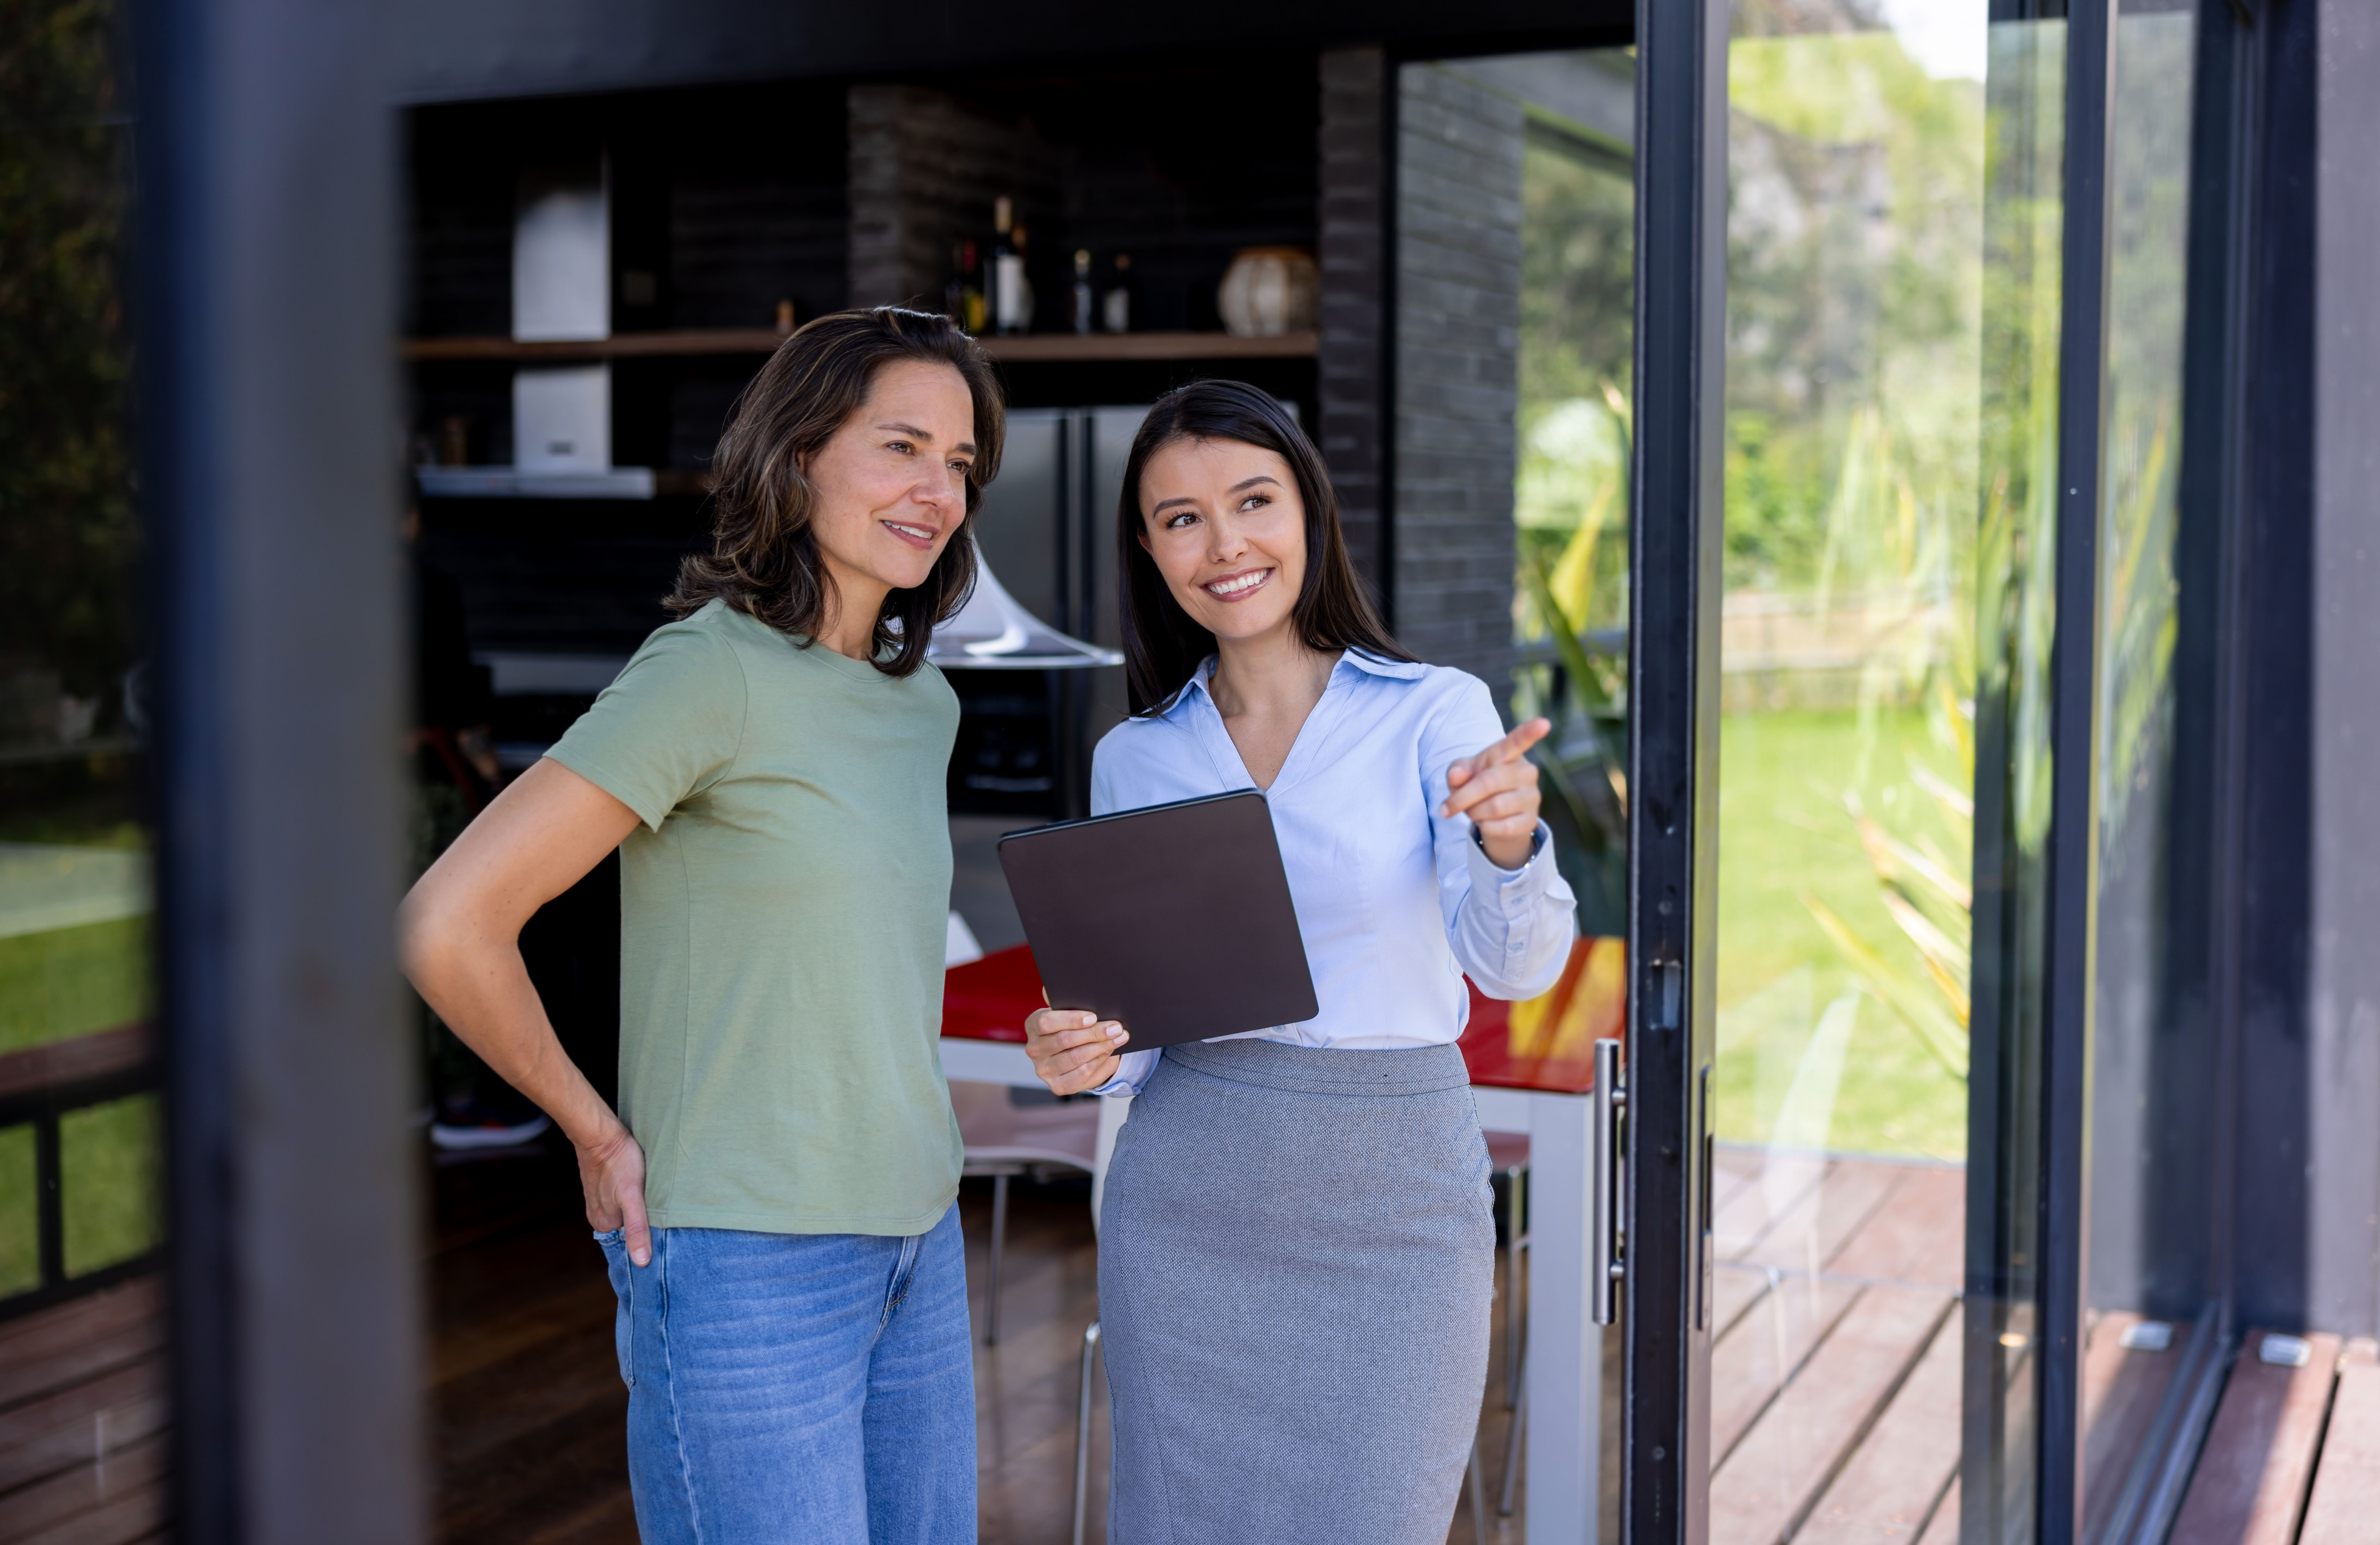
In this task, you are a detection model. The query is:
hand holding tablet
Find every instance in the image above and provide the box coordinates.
[1001,790,1320,1094]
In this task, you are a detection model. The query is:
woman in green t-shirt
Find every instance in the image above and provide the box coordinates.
[401,308,1003,1544]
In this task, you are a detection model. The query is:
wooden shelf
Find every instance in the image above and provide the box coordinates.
[401,329,1319,364]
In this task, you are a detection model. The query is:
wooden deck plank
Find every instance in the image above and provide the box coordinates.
[1714,1145,1765,1211]
[0,1282,163,1411]
[1712,1273,1864,1464]
[1738,1161,1907,1276]
[1715,1157,1830,1261]
[1795,1310,1961,1544]
[1709,1285,1953,1545]
[1824,1165,1964,1288]
[2299,1356,2380,1544]
[2168,1329,2342,1545]
[1714,1265,1773,1340]
[0,1357,165,1496]
[0,1430,164,1544]
[16,1480,165,1545]
[2077,1313,2184,1544]
[1913,1479,1958,1545]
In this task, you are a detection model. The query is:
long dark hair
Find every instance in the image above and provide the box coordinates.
[1117,379,1409,714]
[666,307,1005,677]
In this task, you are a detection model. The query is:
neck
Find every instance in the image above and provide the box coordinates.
[814,557,893,661]
[1209,622,1335,717]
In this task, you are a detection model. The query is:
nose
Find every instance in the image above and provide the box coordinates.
[916,465,963,518]
[1204,512,1248,563]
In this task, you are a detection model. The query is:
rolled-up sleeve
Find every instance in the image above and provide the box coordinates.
[1423,680,1578,1000]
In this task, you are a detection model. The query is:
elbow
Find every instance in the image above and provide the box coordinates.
[397,874,474,999]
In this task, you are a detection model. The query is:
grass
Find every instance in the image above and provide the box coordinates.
[0,914,152,1055]
[1714,707,1970,1160]
[0,899,157,1295]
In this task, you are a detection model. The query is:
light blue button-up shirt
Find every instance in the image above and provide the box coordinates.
[1089,650,1578,1095]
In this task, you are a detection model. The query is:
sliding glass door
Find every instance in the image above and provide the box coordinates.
[1623,1,2246,1541]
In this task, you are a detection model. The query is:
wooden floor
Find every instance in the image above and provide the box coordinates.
[1704,1144,1968,1545]
[0,1278,169,1545]
[419,1136,1611,1545]
[0,1129,2280,1544]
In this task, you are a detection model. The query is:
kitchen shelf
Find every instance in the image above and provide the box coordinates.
[401,329,1319,364]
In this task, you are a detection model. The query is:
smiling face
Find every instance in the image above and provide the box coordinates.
[1136,436,1308,646]
[802,358,980,611]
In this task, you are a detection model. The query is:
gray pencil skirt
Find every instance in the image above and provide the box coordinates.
[1098,1037,1495,1545]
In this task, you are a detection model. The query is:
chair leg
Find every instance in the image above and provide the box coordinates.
[1468,1428,1491,1543]
[1504,1165,1526,1409]
[1073,1320,1103,1545]
[987,1171,1009,1347]
[1500,1352,1527,1517]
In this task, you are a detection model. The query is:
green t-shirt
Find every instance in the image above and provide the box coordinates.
[546,598,963,1235]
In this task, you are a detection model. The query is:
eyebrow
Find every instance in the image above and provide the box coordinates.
[1150,473,1281,514]
[879,421,977,456]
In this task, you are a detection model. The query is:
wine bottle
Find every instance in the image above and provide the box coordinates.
[948,239,986,334]
[1072,250,1095,334]
[1102,252,1133,334]
[992,198,1034,334]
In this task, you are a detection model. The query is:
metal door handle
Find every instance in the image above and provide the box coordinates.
[1592,1036,1626,1324]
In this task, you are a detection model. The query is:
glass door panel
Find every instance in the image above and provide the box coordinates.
[0,6,164,1533]
[1710,4,2063,1541]
[2076,6,2212,1544]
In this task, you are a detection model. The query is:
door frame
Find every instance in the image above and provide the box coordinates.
[1621,0,1729,1540]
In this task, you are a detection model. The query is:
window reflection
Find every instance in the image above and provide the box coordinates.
[1714,4,1997,1541]
[0,0,164,1535]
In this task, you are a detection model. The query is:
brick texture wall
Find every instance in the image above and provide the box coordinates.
[1319,48,1389,604]
[847,84,1060,312]
[1394,63,1524,701]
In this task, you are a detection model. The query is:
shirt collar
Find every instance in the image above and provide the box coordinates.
[1167,648,1425,721]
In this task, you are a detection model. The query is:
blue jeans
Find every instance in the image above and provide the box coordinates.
[596,1205,977,1544]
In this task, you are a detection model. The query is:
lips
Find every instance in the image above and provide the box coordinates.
[881,519,939,551]
[1201,566,1273,600]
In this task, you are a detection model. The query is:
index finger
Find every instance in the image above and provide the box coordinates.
[1460,717,1552,776]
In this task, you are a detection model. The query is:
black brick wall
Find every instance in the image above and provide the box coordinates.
[1394,63,1525,703]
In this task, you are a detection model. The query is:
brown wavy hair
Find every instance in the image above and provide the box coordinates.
[1118,379,1409,714]
[666,307,1005,677]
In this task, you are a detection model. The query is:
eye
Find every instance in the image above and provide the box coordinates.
[1237,493,1272,514]
[1163,511,1199,530]
[885,439,914,455]
[948,458,972,477]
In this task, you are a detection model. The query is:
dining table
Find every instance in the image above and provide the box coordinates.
[941,935,1622,1545]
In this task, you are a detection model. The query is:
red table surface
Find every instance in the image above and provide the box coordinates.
[943,937,1620,1096]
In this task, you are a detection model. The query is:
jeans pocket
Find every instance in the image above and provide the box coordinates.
[594,1229,635,1389]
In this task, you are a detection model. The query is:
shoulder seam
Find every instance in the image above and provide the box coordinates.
[705,619,752,780]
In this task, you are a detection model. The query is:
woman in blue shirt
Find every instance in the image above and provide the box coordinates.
[1022,380,1577,1544]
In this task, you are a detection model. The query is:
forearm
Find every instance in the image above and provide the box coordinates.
[405,915,621,1148]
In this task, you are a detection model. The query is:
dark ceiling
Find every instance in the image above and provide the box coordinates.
[390,0,1633,105]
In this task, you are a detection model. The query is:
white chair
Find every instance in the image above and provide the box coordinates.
[949,1080,1099,1346]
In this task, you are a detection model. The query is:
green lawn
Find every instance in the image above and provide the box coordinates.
[0,907,158,1295]
[1713,707,1970,1160]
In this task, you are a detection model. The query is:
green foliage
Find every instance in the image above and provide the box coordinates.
[1723,33,1986,599]
[0,0,136,700]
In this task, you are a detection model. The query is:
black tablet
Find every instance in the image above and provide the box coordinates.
[997,790,1319,1050]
